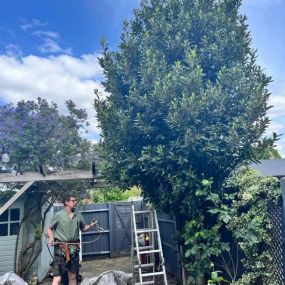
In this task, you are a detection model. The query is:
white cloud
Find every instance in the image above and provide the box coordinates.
[0,53,105,139]
[38,38,72,54]
[20,19,48,32]
[19,19,71,56]
[32,30,60,39]
[4,44,23,58]
[0,51,284,155]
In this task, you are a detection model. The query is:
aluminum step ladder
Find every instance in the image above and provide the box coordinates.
[131,204,168,285]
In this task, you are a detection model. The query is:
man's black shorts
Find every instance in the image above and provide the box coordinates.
[51,245,80,276]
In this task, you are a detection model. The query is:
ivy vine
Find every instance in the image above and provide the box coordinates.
[182,167,281,285]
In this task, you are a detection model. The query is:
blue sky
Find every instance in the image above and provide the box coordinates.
[0,0,284,156]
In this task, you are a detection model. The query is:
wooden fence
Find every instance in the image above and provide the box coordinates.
[54,200,182,281]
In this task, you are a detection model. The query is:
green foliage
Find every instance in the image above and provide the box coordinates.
[253,134,282,160]
[121,186,142,200]
[103,187,124,201]
[183,168,281,284]
[34,224,43,241]
[92,190,105,203]
[183,179,231,282]
[0,98,98,276]
[91,188,119,202]
[94,0,276,281]
[95,0,273,212]
[0,186,16,206]
[0,97,93,172]
[224,167,281,285]
[208,267,228,285]
[92,185,142,203]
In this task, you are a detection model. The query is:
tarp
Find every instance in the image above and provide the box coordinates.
[0,272,28,285]
[81,270,132,285]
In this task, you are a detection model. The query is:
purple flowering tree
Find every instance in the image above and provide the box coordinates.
[0,97,91,172]
[0,97,96,277]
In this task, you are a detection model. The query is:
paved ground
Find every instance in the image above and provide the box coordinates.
[80,256,132,279]
[41,255,180,285]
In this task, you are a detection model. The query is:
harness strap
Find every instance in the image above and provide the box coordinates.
[59,243,71,263]
[57,242,79,263]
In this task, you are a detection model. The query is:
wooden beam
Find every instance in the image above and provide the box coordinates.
[0,170,96,183]
[0,170,110,215]
[0,181,34,216]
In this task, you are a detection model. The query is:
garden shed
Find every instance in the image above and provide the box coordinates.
[0,170,97,282]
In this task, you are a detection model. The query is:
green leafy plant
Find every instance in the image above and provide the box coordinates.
[103,187,124,202]
[208,263,229,285]
[208,271,227,285]
[92,190,105,203]
[223,167,281,285]
[121,186,142,200]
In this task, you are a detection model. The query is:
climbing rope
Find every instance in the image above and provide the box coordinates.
[46,223,105,259]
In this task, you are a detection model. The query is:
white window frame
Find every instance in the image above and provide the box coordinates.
[0,207,20,237]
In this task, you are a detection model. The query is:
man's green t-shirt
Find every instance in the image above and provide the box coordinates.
[50,209,86,242]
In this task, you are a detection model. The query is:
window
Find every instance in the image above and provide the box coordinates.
[0,208,20,236]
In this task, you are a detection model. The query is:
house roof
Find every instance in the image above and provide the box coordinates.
[251,159,285,178]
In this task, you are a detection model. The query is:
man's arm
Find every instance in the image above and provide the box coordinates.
[47,226,55,246]
[81,220,97,232]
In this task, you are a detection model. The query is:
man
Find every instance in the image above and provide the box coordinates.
[47,194,97,285]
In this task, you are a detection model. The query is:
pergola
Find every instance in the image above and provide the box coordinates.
[0,170,104,216]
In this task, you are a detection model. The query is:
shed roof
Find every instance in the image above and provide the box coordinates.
[251,159,285,178]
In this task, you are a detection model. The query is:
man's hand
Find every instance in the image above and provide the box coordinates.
[47,227,55,246]
[90,220,98,228]
[48,238,54,246]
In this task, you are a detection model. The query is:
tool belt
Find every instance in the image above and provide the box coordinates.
[55,240,80,263]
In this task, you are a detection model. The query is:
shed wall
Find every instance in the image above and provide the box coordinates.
[0,199,24,275]
[23,201,54,282]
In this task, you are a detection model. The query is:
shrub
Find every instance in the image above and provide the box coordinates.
[92,190,104,203]
[103,187,124,202]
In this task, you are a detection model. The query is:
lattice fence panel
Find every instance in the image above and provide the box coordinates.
[265,199,285,285]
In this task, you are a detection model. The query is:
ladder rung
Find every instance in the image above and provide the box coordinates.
[131,205,167,284]
[139,249,160,254]
[142,271,164,277]
[134,245,154,250]
[134,262,154,268]
[134,210,152,214]
[136,228,158,233]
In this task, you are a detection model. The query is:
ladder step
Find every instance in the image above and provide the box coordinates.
[134,263,154,268]
[134,210,152,214]
[131,205,167,284]
[139,249,161,254]
[134,245,154,250]
[136,228,158,233]
[142,271,164,277]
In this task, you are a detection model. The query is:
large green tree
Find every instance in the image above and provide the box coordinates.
[95,0,274,281]
[95,0,271,215]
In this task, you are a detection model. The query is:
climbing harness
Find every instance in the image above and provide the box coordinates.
[46,223,104,260]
